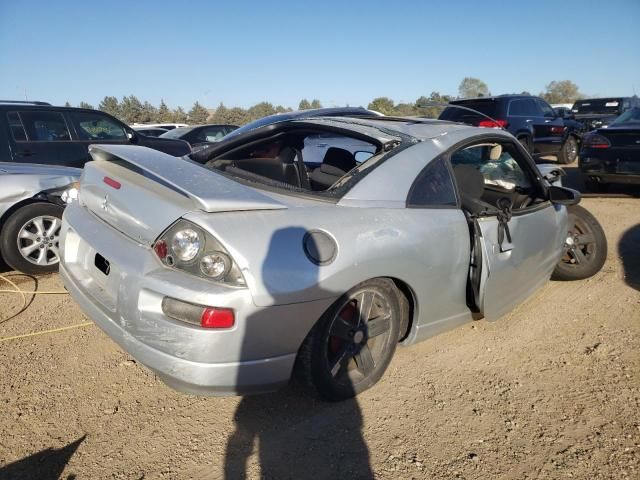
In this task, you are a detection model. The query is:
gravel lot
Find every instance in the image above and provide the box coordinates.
[0,196,638,479]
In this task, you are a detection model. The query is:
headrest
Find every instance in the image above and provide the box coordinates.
[489,144,502,161]
[321,147,356,175]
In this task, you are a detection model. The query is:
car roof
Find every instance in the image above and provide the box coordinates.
[451,94,535,103]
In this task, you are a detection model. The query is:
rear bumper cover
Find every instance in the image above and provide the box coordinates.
[60,202,333,395]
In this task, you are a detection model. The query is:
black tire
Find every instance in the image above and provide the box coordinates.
[557,135,578,164]
[294,278,402,401]
[0,202,64,275]
[552,205,607,281]
[518,135,532,154]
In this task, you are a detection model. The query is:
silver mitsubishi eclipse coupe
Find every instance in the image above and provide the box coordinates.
[59,116,606,400]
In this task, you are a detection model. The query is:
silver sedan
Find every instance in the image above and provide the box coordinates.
[59,117,605,400]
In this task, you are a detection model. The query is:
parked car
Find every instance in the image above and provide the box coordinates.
[571,96,640,130]
[0,101,191,168]
[0,162,80,273]
[132,126,169,137]
[439,95,585,164]
[579,107,640,191]
[159,124,238,148]
[60,116,606,400]
[131,123,188,130]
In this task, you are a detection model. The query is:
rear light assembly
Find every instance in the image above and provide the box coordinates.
[550,126,567,134]
[153,219,246,286]
[582,133,611,149]
[162,297,235,329]
[478,119,508,128]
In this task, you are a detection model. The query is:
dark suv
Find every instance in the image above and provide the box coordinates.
[571,96,640,130]
[439,95,584,164]
[0,101,191,168]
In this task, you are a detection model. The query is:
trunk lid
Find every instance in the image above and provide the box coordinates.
[79,144,287,245]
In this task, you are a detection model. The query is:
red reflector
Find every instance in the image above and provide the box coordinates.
[153,240,168,259]
[478,119,508,128]
[592,144,610,149]
[550,126,566,134]
[103,176,121,189]
[201,308,235,329]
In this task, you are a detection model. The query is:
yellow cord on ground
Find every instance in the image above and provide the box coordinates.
[0,322,93,343]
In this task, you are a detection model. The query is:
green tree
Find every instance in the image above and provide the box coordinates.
[367,97,396,115]
[120,95,144,123]
[416,92,452,118]
[274,105,292,114]
[298,99,311,110]
[64,101,71,107]
[247,102,276,121]
[172,106,188,123]
[393,103,417,116]
[188,101,209,124]
[157,99,173,122]
[98,96,121,119]
[310,99,322,109]
[540,80,582,104]
[79,101,94,109]
[139,101,157,123]
[225,107,251,125]
[458,77,490,98]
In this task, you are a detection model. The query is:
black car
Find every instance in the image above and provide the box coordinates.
[159,124,238,148]
[439,95,584,164]
[0,101,191,168]
[571,97,640,131]
[132,126,169,137]
[579,107,640,191]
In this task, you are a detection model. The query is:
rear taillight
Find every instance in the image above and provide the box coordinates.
[153,219,246,286]
[478,119,508,128]
[550,126,566,134]
[583,134,611,149]
[162,297,235,329]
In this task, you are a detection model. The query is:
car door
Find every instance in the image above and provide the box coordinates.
[450,138,567,320]
[6,110,75,165]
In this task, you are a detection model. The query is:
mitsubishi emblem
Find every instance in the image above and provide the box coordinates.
[101,194,110,211]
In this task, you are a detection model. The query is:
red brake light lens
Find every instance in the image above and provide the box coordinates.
[583,134,611,149]
[103,176,121,189]
[550,126,566,134]
[153,240,168,259]
[478,119,508,128]
[200,307,235,329]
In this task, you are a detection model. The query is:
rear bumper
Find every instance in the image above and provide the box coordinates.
[582,173,640,185]
[60,202,332,396]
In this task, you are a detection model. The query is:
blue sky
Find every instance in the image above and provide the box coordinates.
[1,0,639,110]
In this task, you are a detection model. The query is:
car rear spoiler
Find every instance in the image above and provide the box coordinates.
[88,144,287,213]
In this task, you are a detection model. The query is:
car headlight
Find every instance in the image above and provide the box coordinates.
[153,219,245,286]
[171,228,201,262]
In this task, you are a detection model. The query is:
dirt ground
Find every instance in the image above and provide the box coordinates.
[0,195,638,480]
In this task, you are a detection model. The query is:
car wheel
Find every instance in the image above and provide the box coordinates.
[552,205,607,281]
[518,135,532,154]
[0,202,64,274]
[295,278,401,401]
[558,136,578,164]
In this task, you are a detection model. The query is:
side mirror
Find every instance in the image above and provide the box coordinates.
[549,185,581,205]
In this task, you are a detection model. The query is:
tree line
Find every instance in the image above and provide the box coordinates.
[65,79,585,126]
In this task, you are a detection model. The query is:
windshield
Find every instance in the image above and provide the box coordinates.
[572,98,623,115]
[159,127,195,139]
[610,108,640,126]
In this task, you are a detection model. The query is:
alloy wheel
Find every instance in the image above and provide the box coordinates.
[16,215,61,266]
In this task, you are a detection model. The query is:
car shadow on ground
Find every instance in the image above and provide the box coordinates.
[619,224,640,291]
[0,435,85,480]
[224,227,373,479]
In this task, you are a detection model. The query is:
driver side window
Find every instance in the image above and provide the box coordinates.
[450,141,540,210]
[69,111,127,141]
